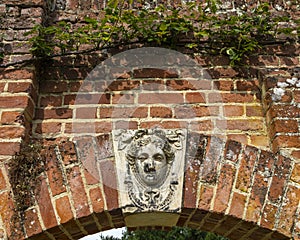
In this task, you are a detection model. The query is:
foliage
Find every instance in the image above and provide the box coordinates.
[99,227,228,240]
[8,142,45,212]
[24,0,300,65]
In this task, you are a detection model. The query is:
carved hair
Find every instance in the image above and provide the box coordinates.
[126,129,175,165]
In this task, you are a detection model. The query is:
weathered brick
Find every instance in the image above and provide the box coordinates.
[246,174,268,223]
[184,134,206,208]
[89,187,105,213]
[213,80,234,91]
[55,196,73,224]
[138,93,184,104]
[0,126,24,138]
[174,106,219,119]
[291,163,300,184]
[133,68,178,78]
[208,93,255,103]
[277,185,300,237]
[269,155,291,203]
[67,166,90,218]
[99,106,148,119]
[236,80,260,91]
[35,108,72,120]
[24,208,42,237]
[98,160,119,211]
[141,80,165,91]
[150,106,172,118]
[249,135,270,149]
[270,120,299,138]
[59,141,77,165]
[198,185,214,210]
[0,168,6,190]
[35,122,62,135]
[65,122,112,134]
[185,92,205,103]
[273,135,300,151]
[35,176,57,229]
[190,120,213,131]
[201,136,224,184]
[39,95,62,107]
[0,96,29,108]
[40,81,68,93]
[224,140,241,163]
[7,81,32,93]
[64,93,110,105]
[75,107,97,119]
[44,147,66,196]
[0,111,23,124]
[217,119,263,131]
[214,164,236,213]
[112,93,135,104]
[229,192,246,218]
[223,105,244,117]
[0,142,20,155]
[260,203,278,229]
[107,80,140,91]
[166,79,211,90]
[246,105,263,117]
[3,69,34,80]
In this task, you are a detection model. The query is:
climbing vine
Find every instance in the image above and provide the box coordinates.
[17,0,300,65]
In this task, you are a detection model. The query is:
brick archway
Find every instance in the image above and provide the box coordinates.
[15,133,296,240]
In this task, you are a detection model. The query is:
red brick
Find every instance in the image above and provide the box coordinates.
[269,155,291,203]
[59,141,77,165]
[0,142,20,155]
[270,120,298,138]
[150,106,172,118]
[277,186,300,236]
[99,160,119,211]
[133,68,178,78]
[291,150,300,160]
[260,203,278,229]
[291,163,300,184]
[273,135,300,151]
[114,120,138,130]
[40,81,68,93]
[140,120,188,129]
[257,150,275,173]
[267,105,300,119]
[201,136,224,184]
[213,80,234,91]
[217,119,263,131]
[227,134,248,145]
[7,81,32,93]
[175,106,219,119]
[36,176,57,229]
[198,185,214,210]
[236,80,260,91]
[223,105,244,117]
[112,93,135,104]
[0,111,23,124]
[35,108,72,119]
[141,80,165,91]
[107,80,140,91]
[0,191,22,238]
[35,122,62,135]
[0,96,29,108]
[67,166,90,218]
[39,95,62,107]
[138,93,184,104]
[190,120,213,131]
[229,192,246,218]
[166,79,211,90]
[246,174,268,223]
[66,122,112,134]
[0,168,6,190]
[246,106,263,117]
[208,93,255,103]
[56,196,73,224]
[69,80,94,92]
[224,140,242,163]
[75,107,97,119]
[89,187,105,213]
[214,164,236,213]
[64,93,110,105]
[44,147,66,196]
[3,69,34,80]
[294,90,300,103]
[99,107,148,119]
[0,126,24,138]
[24,208,42,237]
[185,92,205,103]
[0,82,6,92]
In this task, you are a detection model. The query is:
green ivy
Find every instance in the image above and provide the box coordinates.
[25,0,300,65]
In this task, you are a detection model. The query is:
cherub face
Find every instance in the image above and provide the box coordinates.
[135,143,168,186]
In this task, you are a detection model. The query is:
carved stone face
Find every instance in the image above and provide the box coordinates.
[135,143,168,186]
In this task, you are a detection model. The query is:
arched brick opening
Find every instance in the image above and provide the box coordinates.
[19,134,296,240]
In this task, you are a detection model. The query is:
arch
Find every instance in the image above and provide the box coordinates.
[22,133,296,240]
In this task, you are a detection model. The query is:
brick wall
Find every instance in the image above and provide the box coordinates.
[0,0,299,239]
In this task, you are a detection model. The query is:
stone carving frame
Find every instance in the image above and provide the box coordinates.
[113,129,187,215]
